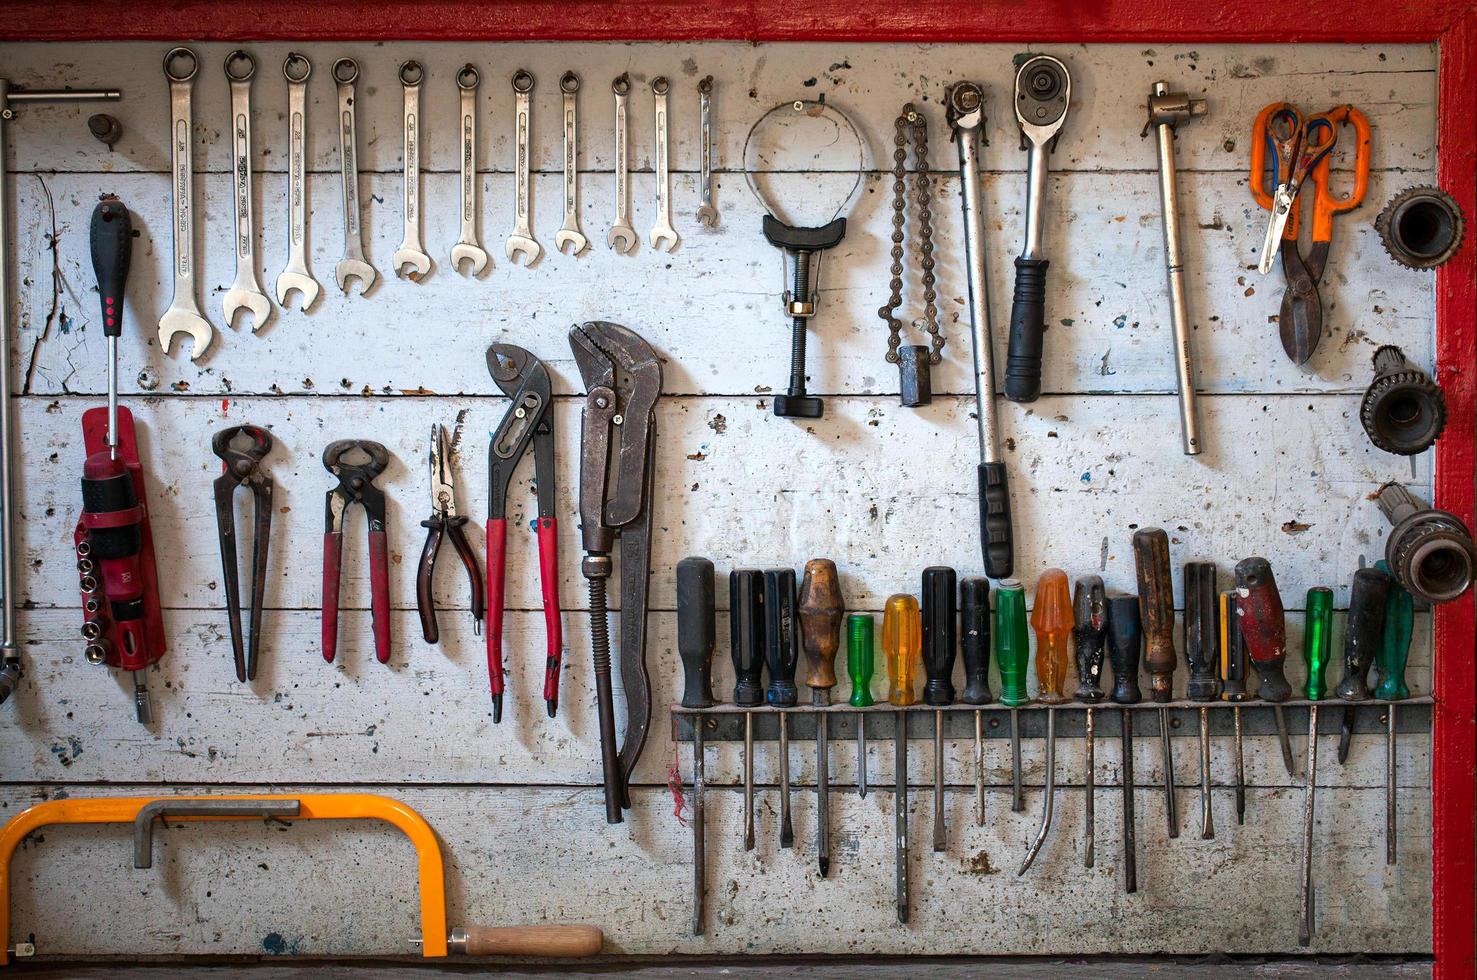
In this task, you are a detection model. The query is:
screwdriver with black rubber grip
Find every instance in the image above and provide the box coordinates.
[1020,568,1072,875]
[1298,585,1333,947]
[996,579,1030,812]
[848,613,875,799]
[676,557,715,936]
[961,578,992,825]
[1072,575,1107,868]
[1335,566,1391,766]
[1132,528,1178,838]
[729,568,765,850]
[1184,561,1220,840]
[764,568,800,848]
[1220,588,1249,824]
[1375,559,1412,866]
[1234,557,1297,777]
[883,593,920,924]
[799,559,845,877]
[921,566,957,852]
[1107,594,1142,894]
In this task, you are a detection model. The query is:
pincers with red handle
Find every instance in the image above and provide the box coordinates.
[322,439,392,666]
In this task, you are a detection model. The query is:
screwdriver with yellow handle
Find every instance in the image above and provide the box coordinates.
[882,593,920,924]
[1020,568,1072,875]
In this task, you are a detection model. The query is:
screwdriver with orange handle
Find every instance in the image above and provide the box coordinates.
[883,593,920,924]
[1132,528,1178,839]
[1020,568,1072,875]
[799,559,845,878]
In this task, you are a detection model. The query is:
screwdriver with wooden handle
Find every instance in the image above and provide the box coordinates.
[848,613,875,799]
[1072,575,1107,868]
[1107,594,1142,894]
[676,556,715,936]
[729,568,766,850]
[1234,557,1297,777]
[996,579,1030,812]
[1219,588,1249,824]
[961,578,992,825]
[921,566,958,852]
[1374,559,1412,866]
[1184,561,1220,840]
[799,559,845,878]
[1335,566,1391,765]
[883,593,920,924]
[1132,528,1178,838]
[1298,585,1332,947]
[1020,568,1071,875]
[764,568,799,848]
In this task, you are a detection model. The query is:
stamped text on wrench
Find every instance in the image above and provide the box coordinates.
[608,73,636,254]
[555,71,588,256]
[506,69,542,266]
[697,75,719,227]
[649,76,679,252]
[393,60,433,280]
[452,64,489,275]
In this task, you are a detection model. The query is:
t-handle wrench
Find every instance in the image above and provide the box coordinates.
[696,75,718,227]
[332,58,376,295]
[506,69,542,266]
[649,76,679,252]
[221,50,272,333]
[451,65,489,275]
[159,47,214,360]
[608,74,637,253]
[555,71,589,256]
[393,61,432,281]
[276,52,320,312]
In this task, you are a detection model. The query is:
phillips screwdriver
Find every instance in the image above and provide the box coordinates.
[1107,595,1142,894]
[1184,561,1220,839]
[1132,528,1179,838]
[1375,559,1412,866]
[961,578,993,825]
[883,593,920,923]
[1072,576,1107,867]
[1021,568,1072,875]
[676,557,715,936]
[1219,588,1249,824]
[848,613,875,799]
[799,559,845,877]
[996,579,1031,812]
[921,566,958,852]
[1298,585,1332,947]
[764,568,800,849]
[1235,557,1297,777]
[1335,566,1391,766]
[729,569,765,851]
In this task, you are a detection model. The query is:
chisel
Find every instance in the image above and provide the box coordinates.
[763,568,800,848]
[961,578,993,826]
[1235,557,1296,777]
[729,569,765,850]
[1374,559,1413,866]
[996,579,1030,812]
[1183,561,1220,840]
[1072,575,1107,867]
[1107,595,1142,894]
[883,593,920,923]
[675,557,715,936]
[921,566,958,852]
[799,559,845,877]
[1132,528,1178,838]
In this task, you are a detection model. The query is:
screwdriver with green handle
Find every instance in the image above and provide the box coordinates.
[1374,559,1413,866]
[995,579,1030,813]
[1298,586,1333,947]
[848,613,875,799]
[883,593,920,924]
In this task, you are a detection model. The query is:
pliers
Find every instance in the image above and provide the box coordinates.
[416,423,485,645]
[212,424,274,683]
[570,320,662,823]
[322,439,392,666]
[486,343,561,723]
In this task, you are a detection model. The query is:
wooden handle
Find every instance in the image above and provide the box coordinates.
[453,924,603,957]
[798,558,845,694]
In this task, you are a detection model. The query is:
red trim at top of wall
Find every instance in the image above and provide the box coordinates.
[0,0,1469,43]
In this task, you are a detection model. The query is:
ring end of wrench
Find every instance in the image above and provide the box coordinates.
[451,243,490,276]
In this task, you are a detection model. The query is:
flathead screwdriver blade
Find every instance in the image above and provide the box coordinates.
[743,713,756,850]
[1275,706,1298,777]
[961,577,993,828]
[1084,706,1096,867]
[1018,707,1057,875]
[921,566,957,854]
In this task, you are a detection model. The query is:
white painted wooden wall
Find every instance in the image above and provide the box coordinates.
[0,40,1438,958]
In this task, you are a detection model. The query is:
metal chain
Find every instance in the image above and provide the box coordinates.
[879,103,943,365]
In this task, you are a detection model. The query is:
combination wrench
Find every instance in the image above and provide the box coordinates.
[221,50,272,332]
[555,71,589,256]
[393,61,433,281]
[649,76,679,252]
[697,75,718,227]
[159,46,214,360]
[332,58,377,295]
[506,69,542,266]
[451,64,489,275]
[608,74,636,253]
[275,52,320,311]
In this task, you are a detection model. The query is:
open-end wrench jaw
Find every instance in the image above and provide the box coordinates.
[159,309,214,361]
[275,272,320,312]
[222,288,272,334]
[607,225,636,254]
[555,230,588,256]
[451,243,489,276]
[393,248,432,281]
[335,259,377,296]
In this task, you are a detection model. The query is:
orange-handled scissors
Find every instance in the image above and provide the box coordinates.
[1252,104,1338,273]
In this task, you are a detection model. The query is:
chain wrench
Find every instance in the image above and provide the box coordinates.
[332,58,376,295]
[696,75,718,227]
[555,71,589,256]
[451,64,489,275]
[608,74,636,253]
[649,76,679,252]
[221,51,272,332]
[159,47,214,360]
[275,52,320,311]
[393,61,432,280]
[506,69,542,266]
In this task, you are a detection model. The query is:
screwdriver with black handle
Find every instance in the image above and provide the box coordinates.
[1335,566,1391,766]
[1219,588,1248,824]
[1374,559,1412,866]
[1184,561,1220,840]
[883,593,920,924]
[799,559,845,877]
[996,579,1031,812]
[764,568,799,848]
[1073,575,1107,868]
[676,557,714,936]
[921,566,957,852]
[1298,585,1332,947]
[729,569,765,850]
[1234,557,1297,777]
[1132,528,1178,838]
[961,578,992,825]
[1106,594,1142,894]
[848,613,875,799]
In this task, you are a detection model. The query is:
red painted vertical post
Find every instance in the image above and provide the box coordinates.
[1434,11,1477,980]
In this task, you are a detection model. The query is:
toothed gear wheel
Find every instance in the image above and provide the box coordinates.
[1375,185,1465,270]
[1360,345,1447,455]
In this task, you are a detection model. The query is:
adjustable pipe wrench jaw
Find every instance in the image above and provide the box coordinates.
[486,344,553,508]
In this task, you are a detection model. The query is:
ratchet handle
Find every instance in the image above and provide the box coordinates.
[90,197,132,338]
[978,462,1014,579]
[1004,256,1048,402]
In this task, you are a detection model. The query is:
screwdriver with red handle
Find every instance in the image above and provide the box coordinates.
[1234,557,1297,776]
